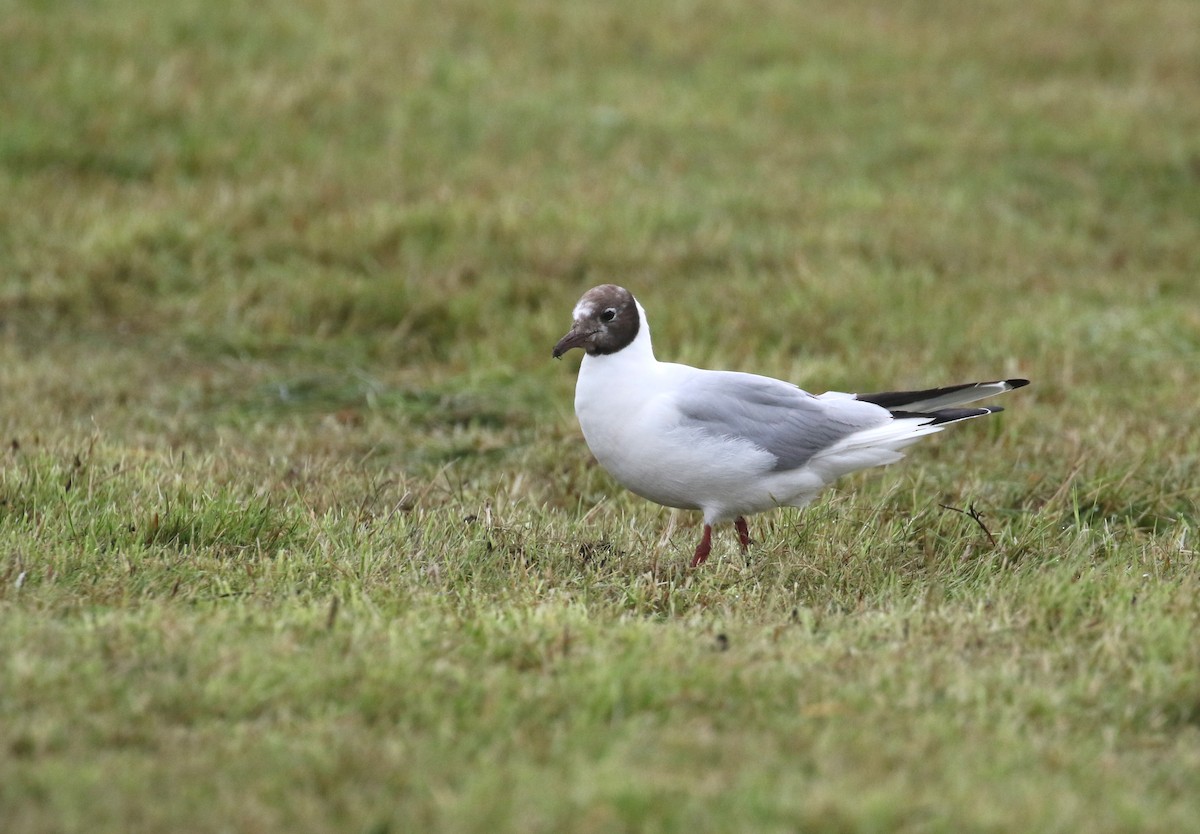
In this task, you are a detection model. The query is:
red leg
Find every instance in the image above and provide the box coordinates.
[734,516,753,552]
[690,524,713,568]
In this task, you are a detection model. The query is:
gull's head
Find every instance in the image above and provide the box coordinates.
[552,284,641,359]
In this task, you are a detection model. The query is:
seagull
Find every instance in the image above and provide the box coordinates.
[553,284,1028,567]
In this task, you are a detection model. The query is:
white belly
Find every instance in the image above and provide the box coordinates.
[573,359,824,520]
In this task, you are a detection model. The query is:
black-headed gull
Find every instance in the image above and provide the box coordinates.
[553,284,1028,567]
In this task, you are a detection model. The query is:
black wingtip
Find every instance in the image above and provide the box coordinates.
[856,378,1027,410]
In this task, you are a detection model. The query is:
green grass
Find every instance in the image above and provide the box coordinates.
[2,0,1199,830]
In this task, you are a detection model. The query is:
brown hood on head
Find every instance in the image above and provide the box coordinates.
[552,284,640,358]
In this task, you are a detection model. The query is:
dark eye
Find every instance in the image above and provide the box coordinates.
[599,308,616,323]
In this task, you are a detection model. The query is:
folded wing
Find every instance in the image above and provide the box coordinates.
[674,372,892,471]
[675,374,1027,474]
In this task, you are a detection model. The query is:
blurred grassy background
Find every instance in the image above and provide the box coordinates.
[2,0,1199,831]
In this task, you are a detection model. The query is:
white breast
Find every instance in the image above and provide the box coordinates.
[573,353,785,515]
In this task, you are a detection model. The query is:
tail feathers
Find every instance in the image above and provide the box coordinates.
[814,404,1006,463]
[807,386,1022,482]
[890,406,1003,426]
[855,378,1028,411]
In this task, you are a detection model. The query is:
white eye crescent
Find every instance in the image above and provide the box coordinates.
[600,308,616,323]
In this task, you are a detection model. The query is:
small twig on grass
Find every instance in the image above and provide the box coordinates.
[939,502,997,548]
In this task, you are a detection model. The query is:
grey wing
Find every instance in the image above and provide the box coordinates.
[674,371,891,471]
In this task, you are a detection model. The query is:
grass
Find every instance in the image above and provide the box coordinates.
[2,0,1199,830]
